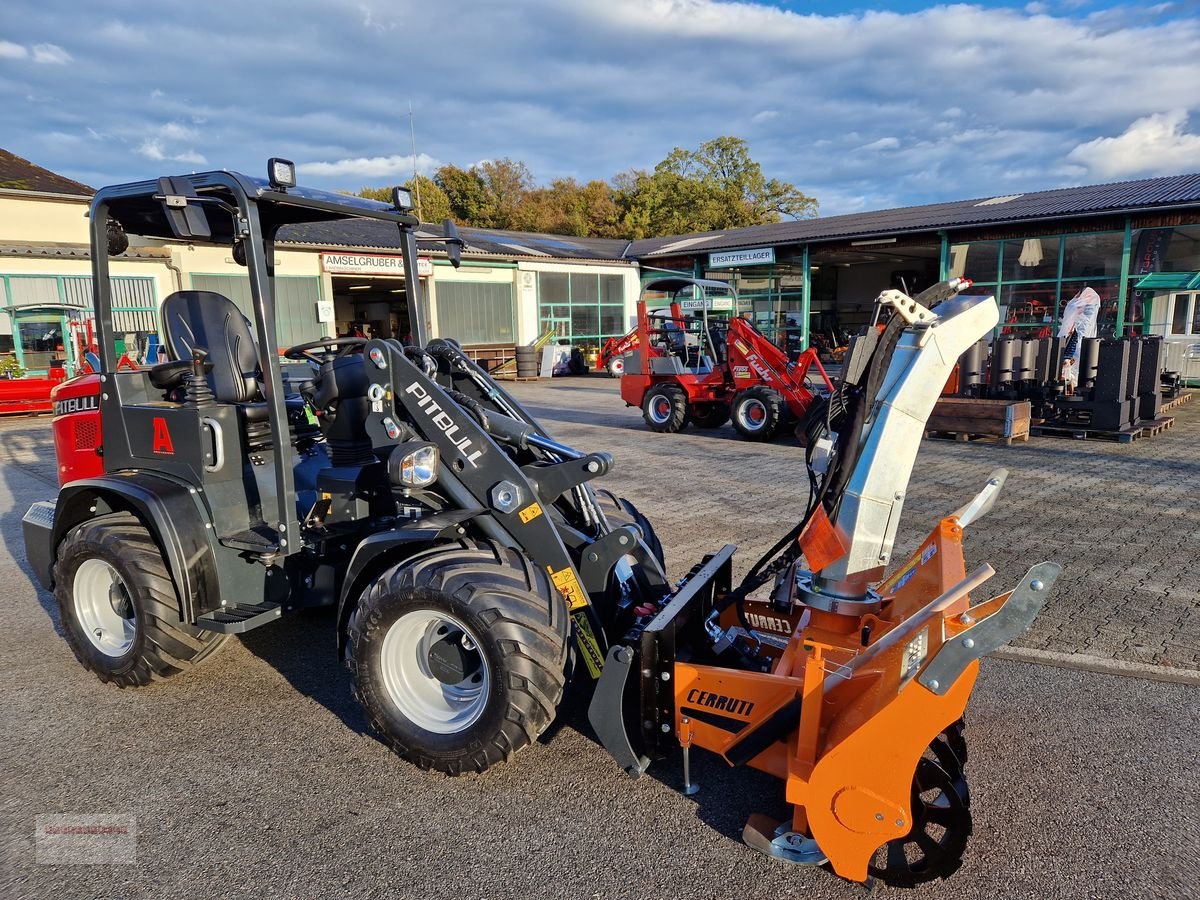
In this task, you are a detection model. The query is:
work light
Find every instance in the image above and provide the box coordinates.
[389,442,439,488]
[268,157,297,190]
[392,186,414,212]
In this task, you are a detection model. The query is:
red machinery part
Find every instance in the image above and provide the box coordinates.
[50,373,104,485]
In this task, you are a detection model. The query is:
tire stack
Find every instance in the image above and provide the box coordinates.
[515,345,539,379]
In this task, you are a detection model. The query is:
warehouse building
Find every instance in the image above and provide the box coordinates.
[3,148,1199,380]
[625,174,1200,379]
[0,150,639,375]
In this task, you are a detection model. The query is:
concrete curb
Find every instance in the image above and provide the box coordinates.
[992,646,1200,686]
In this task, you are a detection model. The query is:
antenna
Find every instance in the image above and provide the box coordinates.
[408,101,423,222]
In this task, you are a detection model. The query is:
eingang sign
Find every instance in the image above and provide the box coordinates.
[321,253,433,278]
[708,247,775,268]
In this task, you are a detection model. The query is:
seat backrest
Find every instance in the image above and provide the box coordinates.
[161,291,260,403]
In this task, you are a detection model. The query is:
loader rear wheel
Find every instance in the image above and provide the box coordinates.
[732,386,784,441]
[689,403,730,429]
[642,384,689,433]
[867,757,973,887]
[348,540,569,775]
[53,513,229,687]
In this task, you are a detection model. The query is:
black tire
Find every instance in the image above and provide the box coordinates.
[606,356,625,378]
[690,402,730,429]
[594,489,665,569]
[642,383,689,433]
[732,386,785,441]
[347,540,569,775]
[53,512,229,687]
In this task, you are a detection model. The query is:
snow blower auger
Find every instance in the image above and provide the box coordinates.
[587,279,1061,887]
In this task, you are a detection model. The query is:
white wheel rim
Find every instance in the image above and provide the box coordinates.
[648,393,673,424]
[737,398,769,432]
[379,609,491,734]
[73,558,136,658]
[610,358,624,377]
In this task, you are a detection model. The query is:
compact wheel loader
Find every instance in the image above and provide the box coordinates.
[23,162,1056,887]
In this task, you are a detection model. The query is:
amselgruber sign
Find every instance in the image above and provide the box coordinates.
[708,247,775,268]
[321,253,434,278]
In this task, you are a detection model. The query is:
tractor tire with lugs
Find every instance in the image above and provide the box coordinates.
[594,489,666,569]
[642,383,689,433]
[53,512,229,687]
[732,386,785,441]
[347,540,569,775]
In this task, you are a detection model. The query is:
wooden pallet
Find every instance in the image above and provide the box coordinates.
[1030,422,1143,444]
[1160,390,1192,412]
[925,429,1030,446]
[1142,416,1175,436]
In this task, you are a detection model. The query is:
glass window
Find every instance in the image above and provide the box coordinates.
[600,274,624,305]
[950,241,999,283]
[1062,233,1124,279]
[1000,282,1057,328]
[600,307,625,334]
[1191,295,1200,335]
[1161,225,1200,273]
[1003,238,1060,281]
[1169,295,1188,335]
[539,272,569,304]
[570,273,599,304]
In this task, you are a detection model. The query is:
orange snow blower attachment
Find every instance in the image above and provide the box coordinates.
[588,279,1059,887]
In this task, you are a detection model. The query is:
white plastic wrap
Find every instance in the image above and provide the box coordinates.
[1058,286,1101,390]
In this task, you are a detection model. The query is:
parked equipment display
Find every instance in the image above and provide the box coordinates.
[620,277,834,440]
[23,165,1054,888]
[950,332,1168,436]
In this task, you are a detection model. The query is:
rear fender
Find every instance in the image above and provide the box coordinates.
[335,508,482,654]
[49,474,220,623]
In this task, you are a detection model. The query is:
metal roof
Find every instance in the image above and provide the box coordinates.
[278,218,633,263]
[627,171,1200,258]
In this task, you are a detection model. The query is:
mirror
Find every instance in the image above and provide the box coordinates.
[157,176,212,240]
[443,218,463,269]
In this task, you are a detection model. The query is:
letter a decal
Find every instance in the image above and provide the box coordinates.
[152,417,175,455]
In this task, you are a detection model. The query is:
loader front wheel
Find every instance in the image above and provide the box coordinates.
[53,512,229,687]
[348,540,569,775]
[732,386,784,441]
[642,384,689,433]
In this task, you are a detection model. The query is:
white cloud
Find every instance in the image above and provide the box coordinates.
[751,109,778,124]
[0,40,28,59]
[1067,110,1200,178]
[298,153,442,179]
[861,137,900,151]
[30,43,70,64]
[137,139,166,161]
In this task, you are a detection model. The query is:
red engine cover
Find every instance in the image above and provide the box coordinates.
[50,373,104,486]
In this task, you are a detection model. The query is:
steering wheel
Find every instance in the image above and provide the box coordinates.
[284,336,367,365]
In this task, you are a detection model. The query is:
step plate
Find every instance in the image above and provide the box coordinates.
[195,602,282,634]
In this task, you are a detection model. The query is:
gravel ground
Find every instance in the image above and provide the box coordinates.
[0,380,1196,899]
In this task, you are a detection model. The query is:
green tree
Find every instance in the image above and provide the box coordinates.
[618,136,817,238]
[434,164,489,224]
[355,175,452,223]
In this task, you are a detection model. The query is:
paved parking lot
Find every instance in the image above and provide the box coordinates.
[1,380,1196,899]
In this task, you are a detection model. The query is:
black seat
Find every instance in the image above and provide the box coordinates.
[160,290,261,403]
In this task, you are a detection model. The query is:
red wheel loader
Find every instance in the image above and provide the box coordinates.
[619,276,834,439]
[21,160,1055,887]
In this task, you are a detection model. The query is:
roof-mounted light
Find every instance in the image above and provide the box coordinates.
[268,157,296,190]
[392,186,414,212]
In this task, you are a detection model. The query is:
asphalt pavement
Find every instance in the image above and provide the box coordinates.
[0,380,1196,899]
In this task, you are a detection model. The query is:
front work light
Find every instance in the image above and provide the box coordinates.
[392,186,414,212]
[389,441,439,488]
[268,157,297,190]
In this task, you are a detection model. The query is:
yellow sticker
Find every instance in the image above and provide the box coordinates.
[518,502,543,524]
[550,565,589,611]
[571,612,605,679]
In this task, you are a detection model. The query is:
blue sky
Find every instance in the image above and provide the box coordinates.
[2,1,1199,217]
